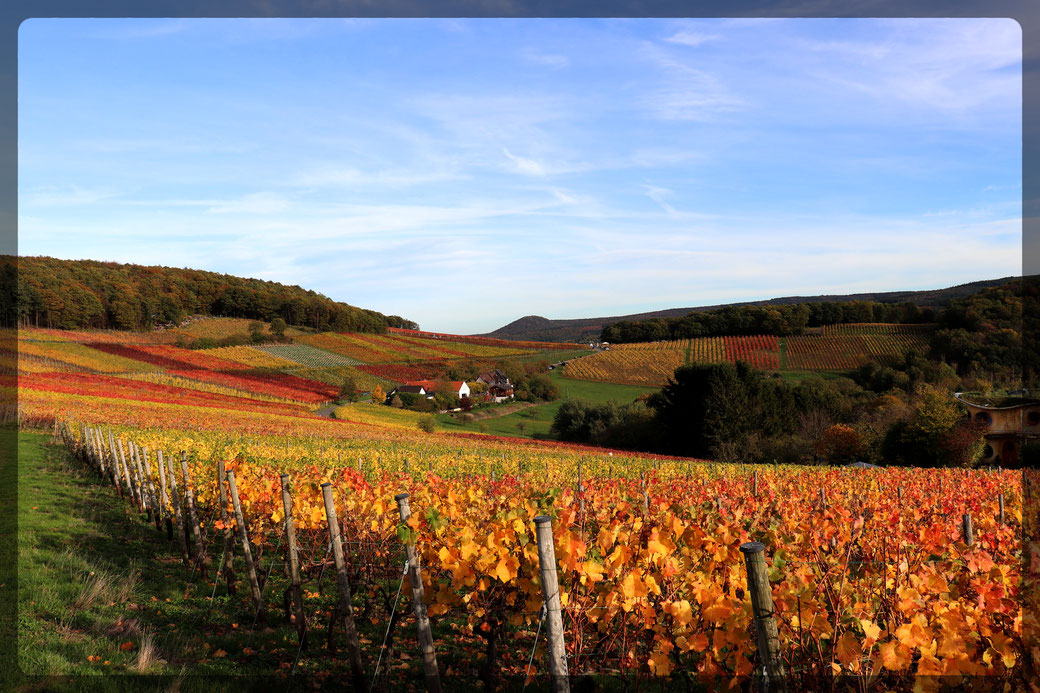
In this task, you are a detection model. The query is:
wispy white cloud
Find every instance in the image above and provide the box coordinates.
[664,30,721,47]
[791,18,1021,116]
[522,51,571,68]
[502,148,546,176]
[642,184,677,216]
[638,43,746,121]
[208,192,290,215]
[293,166,466,188]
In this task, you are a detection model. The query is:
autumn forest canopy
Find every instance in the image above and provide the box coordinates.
[1,256,418,333]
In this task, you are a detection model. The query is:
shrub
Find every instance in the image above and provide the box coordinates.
[417,416,437,433]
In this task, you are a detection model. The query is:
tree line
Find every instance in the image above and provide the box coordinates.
[1,256,418,333]
[554,279,1038,467]
[550,356,1001,467]
[600,301,935,343]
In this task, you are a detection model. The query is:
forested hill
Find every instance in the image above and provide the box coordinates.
[2,256,416,332]
[483,277,1019,343]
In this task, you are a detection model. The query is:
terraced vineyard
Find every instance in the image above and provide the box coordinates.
[566,329,933,385]
[563,341,693,386]
[254,343,363,367]
[785,333,931,371]
[820,322,936,336]
[19,339,163,374]
[204,345,301,369]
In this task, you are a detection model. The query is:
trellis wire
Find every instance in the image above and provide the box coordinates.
[522,602,547,692]
[251,534,284,630]
[371,561,409,687]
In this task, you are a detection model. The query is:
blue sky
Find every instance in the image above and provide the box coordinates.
[18,18,1022,334]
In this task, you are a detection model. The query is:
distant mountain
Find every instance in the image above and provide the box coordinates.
[480,277,1020,343]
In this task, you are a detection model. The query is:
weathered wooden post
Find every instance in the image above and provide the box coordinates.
[818,488,826,507]
[93,429,109,481]
[180,452,208,576]
[998,493,1005,525]
[577,457,585,517]
[533,516,570,693]
[100,430,117,488]
[132,443,151,519]
[119,439,141,511]
[217,458,237,594]
[281,475,307,650]
[142,448,163,532]
[740,541,786,692]
[320,483,367,691]
[753,470,758,496]
[107,429,126,499]
[227,470,264,622]
[166,460,192,566]
[897,486,903,503]
[395,493,441,692]
[962,513,974,546]
[157,450,173,540]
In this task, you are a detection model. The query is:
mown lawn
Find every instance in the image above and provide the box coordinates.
[436,371,656,439]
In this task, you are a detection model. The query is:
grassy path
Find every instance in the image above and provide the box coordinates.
[11,432,393,690]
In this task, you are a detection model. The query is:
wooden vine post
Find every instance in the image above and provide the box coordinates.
[998,493,1005,525]
[94,429,111,483]
[142,448,163,532]
[217,458,237,594]
[395,493,441,693]
[533,515,570,693]
[739,541,786,693]
[962,513,974,546]
[101,430,116,489]
[227,470,265,623]
[280,475,307,650]
[156,450,173,540]
[165,458,192,566]
[180,451,209,576]
[320,482,367,691]
[133,443,151,520]
[577,457,585,517]
[107,429,126,500]
[119,439,141,512]
[93,429,108,479]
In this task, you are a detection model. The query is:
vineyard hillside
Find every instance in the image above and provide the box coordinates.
[10,312,1036,689]
[563,327,933,386]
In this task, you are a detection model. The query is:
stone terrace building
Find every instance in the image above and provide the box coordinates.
[954,392,1040,465]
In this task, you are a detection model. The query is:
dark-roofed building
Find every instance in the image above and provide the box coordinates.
[476,369,514,402]
[391,384,429,396]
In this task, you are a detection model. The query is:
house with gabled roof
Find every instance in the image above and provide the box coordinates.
[476,369,514,402]
[389,380,470,401]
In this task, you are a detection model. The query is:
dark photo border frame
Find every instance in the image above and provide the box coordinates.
[1,1,1035,690]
